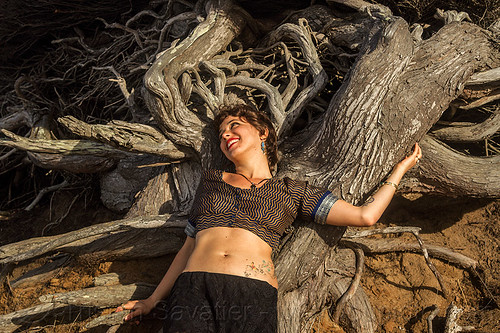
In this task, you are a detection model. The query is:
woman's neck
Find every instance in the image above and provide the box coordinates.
[234,161,272,179]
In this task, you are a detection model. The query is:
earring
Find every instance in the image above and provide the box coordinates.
[261,141,265,154]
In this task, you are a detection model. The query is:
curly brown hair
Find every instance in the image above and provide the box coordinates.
[213,104,279,171]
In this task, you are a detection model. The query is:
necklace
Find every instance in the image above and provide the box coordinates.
[236,173,271,189]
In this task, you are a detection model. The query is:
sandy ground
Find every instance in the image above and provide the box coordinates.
[1,190,499,332]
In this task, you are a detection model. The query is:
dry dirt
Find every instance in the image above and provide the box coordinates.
[1,190,499,332]
[314,194,500,333]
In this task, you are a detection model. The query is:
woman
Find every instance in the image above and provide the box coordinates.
[117,104,422,332]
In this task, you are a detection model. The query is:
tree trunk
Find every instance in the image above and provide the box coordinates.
[270,17,497,332]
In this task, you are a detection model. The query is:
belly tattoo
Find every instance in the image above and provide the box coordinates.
[244,260,276,279]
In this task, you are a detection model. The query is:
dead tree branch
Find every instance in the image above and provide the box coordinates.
[427,305,440,333]
[340,238,477,270]
[85,312,127,330]
[459,90,500,110]
[143,0,246,151]
[0,148,18,163]
[266,18,328,137]
[344,226,448,297]
[411,229,449,298]
[465,67,500,88]
[24,180,69,211]
[431,107,500,142]
[0,129,123,157]
[0,109,33,131]
[92,66,139,115]
[332,245,364,322]
[10,254,70,289]
[0,214,186,265]
[443,303,475,333]
[434,9,472,25]
[417,135,500,197]
[39,283,156,308]
[57,116,190,160]
[0,303,77,332]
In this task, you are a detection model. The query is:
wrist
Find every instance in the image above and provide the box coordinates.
[392,163,408,177]
[386,169,404,186]
[380,181,398,190]
[146,295,160,307]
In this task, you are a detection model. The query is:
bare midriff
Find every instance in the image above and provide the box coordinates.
[183,226,278,289]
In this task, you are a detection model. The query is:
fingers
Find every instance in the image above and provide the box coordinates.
[407,143,421,157]
[114,300,144,325]
[119,300,150,324]
[115,300,137,313]
[411,143,420,156]
[122,300,138,310]
[397,143,423,172]
[125,308,146,326]
[124,308,141,322]
[413,143,422,163]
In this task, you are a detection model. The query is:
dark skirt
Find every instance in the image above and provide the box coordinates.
[161,271,277,333]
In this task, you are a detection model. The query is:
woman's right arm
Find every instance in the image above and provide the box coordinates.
[119,236,196,322]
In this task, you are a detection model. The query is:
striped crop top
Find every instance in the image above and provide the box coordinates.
[184,169,338,250]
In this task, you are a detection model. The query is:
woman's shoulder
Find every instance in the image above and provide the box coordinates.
[272,177,308,197]
[281,176,306,188]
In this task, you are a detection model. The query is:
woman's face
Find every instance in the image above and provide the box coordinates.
[218,116,265,162]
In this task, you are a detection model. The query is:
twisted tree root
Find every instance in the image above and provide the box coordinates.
[331,244,365,322]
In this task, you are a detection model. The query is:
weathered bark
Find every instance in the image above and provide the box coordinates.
[58,116,191,160]
[10,254,70,289]
[443,303,475,333]
[143,0,246,151]
[126,165,175,217]
[85,312,134,330]
[0,214,186,265]
[98,153,178,212]
[93,273,121,286]
[415,135,500,197]
[431,110,500,142]
[327,0,392,17]
[124,160,202,217]
[278,246,377,332]
[272,18,497,332]
[463,90,500,109]
[289,20,496,193]
[0,108,33,131]
[465,67,500,89]
[0,129,120,173]
[331,246,366,324]
[39,283,156,308]
[1,114,192,175]
[0,303,78,332]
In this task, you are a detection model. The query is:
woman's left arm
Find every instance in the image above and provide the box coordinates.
[325,143,422,227]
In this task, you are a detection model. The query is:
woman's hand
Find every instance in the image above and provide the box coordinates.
[115,297,156,324]
[394,143,422,174]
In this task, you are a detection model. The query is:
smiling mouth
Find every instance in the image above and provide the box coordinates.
[226,138,239,150]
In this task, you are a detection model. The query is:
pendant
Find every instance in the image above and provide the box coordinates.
[250,184,256,189]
